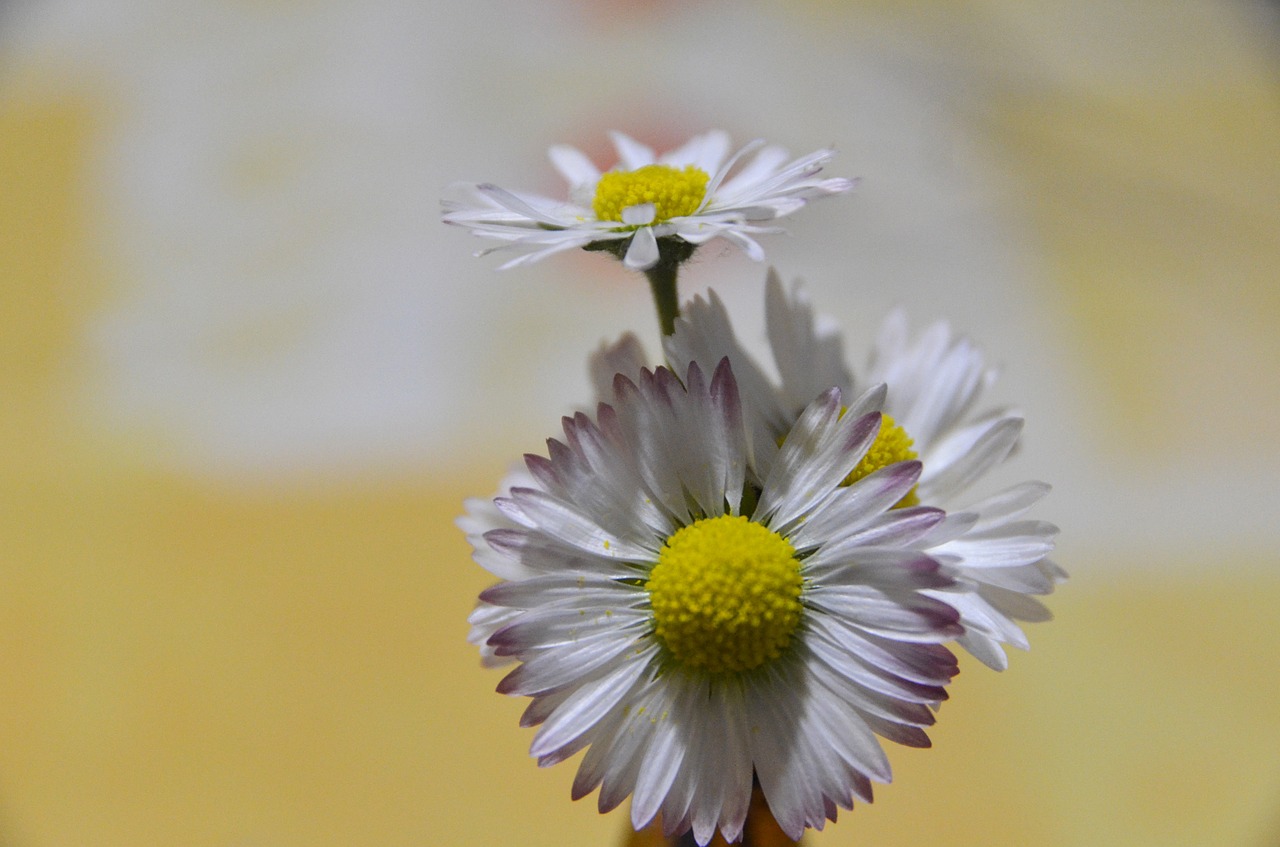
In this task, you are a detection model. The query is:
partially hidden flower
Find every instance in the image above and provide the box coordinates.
[442,130,852,271]
[463,358,974,844]
[591,271,1064,670]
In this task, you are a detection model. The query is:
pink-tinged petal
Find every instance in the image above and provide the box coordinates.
[804,625,949,709]
[708,358,748,514]
[788,461,924,550]
[758,402,882,532]
[468,602,523,668]
[792,647,895,780]
[482,529,643,579]
[844,382,888,422]
[665,289,793,471]
[854,709,932,748]
[809,549,953,594]
[529,651,653,759]
[504,487,653,560]
[819,506,946,552]
[801,672,893,794]
[670,360,747,518]
[487,607,650,657]
[495,631,642,696]
[807,615,958,686]
[916,509,980,547]
[806,586,962,641]
[478,572,641,610]
[521,686,573,729]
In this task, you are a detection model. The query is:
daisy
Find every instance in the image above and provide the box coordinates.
[593,272,1062,670]
[464,358,968,844]
[442,130,852,273]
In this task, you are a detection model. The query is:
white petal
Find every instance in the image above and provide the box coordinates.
[939,519,1058,569]
[623,226,660,269]
[920,416,1023,504]
[765,271,853,411]
[965,480,1052,528]
[609,131,655,169]
[630,678,694,830]
[621,203,656,226]
[660,129,731,174]
[548,143,600,187]
[476,183,575,227]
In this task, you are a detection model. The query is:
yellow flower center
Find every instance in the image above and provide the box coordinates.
[646,515,803,674]
[844,413,920,507]
[592,164,709,225]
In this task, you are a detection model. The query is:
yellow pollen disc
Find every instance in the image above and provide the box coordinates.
[592,164,709,225]
[646,515,803,674]
[844,413,920,507]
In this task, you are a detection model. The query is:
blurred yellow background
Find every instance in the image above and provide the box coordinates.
[2,1,1278,845]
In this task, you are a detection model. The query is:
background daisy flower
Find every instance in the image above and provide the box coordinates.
[442,130,852,272]
[463,359,966,844]
[591,273,1062,670]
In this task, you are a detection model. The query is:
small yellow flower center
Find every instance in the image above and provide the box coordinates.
[646,515,803,674]
[844,413,920,507]
[592,164,709,225]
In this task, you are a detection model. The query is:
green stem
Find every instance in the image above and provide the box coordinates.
[644,260,680,337]
[642,237,697,337]
[586,235,696,337]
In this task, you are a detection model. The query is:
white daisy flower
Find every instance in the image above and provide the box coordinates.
[464,358,969,844]
[592,272,1062,670]
[442,130,852,271]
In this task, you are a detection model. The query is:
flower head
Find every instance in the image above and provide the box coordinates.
[442,130,852,271]
[463,359,969,844]
[592,272,1063,669]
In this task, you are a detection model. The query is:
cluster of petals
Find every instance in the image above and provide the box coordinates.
[590,272,1064,669]
[463,358,980,844]
[442,130,852,270]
